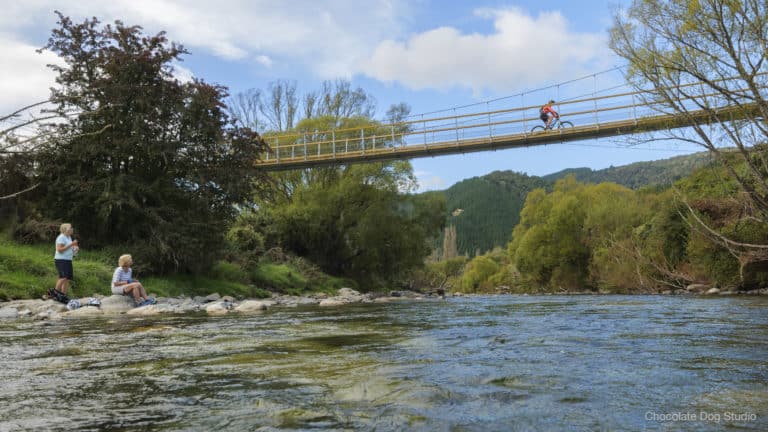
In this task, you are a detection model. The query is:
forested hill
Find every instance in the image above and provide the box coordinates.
[542,152,712,189]
[439,171,546,257]
[432,151,713,257]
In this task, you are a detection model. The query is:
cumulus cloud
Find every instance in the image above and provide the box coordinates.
[2,2,613,114]
[0,35,61,115]
[358,8,611,92]
[6,0,411,73]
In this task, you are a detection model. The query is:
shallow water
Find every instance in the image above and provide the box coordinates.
[1,295,767,431]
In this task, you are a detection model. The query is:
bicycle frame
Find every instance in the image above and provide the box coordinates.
[545,116,563,130]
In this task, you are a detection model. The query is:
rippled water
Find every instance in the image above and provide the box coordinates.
[1,295,767,431]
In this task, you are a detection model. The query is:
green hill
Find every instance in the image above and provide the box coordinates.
[430,151,714,257]
[439,171,546,256]
[542,152,713,189]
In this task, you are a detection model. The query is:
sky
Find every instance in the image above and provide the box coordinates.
[0,0,705,191]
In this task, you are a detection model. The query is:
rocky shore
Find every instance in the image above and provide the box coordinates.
[0,288,436,321]
[1,285,766,321]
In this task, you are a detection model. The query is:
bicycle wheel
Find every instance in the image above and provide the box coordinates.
[558,121,574,129]
[530,125,545,133]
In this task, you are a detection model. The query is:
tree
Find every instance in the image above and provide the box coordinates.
[271,162,445,287]
[610,0,768,272]
[0,98,85,203]
[304,79,376,123]
[35,12,268,273]
[459,255,499,293]
[227,88,263,131]
[227,78,441,287]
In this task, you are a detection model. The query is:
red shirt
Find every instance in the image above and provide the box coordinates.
[541,105,558,116]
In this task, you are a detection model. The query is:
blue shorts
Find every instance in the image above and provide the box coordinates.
[54,259,74,280]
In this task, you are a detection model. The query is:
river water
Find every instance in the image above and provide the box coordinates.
[1,295,766,431]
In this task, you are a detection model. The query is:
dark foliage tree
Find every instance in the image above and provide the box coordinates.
[36,12,268,273]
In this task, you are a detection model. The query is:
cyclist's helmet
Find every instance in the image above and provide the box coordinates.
[548,100,555,104]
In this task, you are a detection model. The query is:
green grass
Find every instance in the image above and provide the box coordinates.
[0,239,336,301]
[250,263,354,296]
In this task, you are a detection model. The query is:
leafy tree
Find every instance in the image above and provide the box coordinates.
[35,13,267,273]
[508,177,591,290]
[459,255,499,293]
[227,78,442,287]
[610,0,768,270]
[271,162,444,287]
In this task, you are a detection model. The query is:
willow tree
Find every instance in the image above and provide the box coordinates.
[610,0,768,276]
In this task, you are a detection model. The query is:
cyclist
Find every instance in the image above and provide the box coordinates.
[539,100,559,129]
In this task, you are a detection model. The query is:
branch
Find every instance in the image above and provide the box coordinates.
[0,183,39,200]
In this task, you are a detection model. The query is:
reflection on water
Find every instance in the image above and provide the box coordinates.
[1,295,767,431]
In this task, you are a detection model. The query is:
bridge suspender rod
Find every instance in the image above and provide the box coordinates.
[593,75,599,127]
[454,109,459,146]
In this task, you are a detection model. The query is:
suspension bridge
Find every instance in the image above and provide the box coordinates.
[254,72,760,171]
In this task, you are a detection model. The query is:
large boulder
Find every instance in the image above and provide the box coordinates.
[319,299,348,307]
[205,301,231,315]
[234,300,268,313]
[686,284,710,293]
[337,288,361,299]
[100,295,135,314]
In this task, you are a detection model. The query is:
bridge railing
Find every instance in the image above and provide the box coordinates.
[260,77,758,165]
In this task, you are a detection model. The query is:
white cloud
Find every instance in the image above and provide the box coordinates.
[171,61,195,83]
[0,34,61,115]
[2,2,614,114]
[414,171,447,191]
[358,7,611,92]
[6,0,412,72]
[255,55,272,68]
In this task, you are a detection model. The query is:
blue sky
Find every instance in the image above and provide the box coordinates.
[1,0,704,191]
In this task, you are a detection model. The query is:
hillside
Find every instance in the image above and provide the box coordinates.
[542,152,712,189]
[439,171,546,257]
[432,151,714,257]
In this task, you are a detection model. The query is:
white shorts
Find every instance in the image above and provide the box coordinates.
[111,285,125,295]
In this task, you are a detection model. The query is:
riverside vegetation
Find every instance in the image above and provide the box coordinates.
[2,4,767,303]
[422,149,768,295]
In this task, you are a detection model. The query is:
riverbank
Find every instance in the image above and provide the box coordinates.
[0,239,348,301]
[3,286,767,322]
[0,288,441,321]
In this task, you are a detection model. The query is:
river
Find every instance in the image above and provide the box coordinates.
[1,295,766,431]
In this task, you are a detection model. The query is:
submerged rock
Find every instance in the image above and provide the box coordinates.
[0,308,19,319]
[234,300,268,313]
[64,306,104,317]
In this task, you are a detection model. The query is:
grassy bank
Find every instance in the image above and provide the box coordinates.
[0,239,351,301]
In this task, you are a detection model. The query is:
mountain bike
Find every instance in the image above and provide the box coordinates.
[530,117,574,133]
